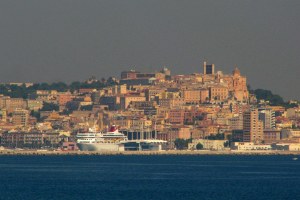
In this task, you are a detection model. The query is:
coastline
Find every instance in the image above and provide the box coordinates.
[1,149,300,156]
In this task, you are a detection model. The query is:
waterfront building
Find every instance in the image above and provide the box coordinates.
[120,128,156,140]
[263,129,281,144]
[243,108,264,143]
[258,108,276,129]
[61,142,78,151]
[232,142,272,151]
[1,131,62,148]
[289,143,300,151]
[188,139,227,150]
[231,130,244,142]
[281,129,300,138]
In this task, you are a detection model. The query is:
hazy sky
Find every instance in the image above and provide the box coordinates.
[0,0,299,100]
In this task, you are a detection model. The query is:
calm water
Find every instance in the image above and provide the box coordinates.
[0,155,300,200]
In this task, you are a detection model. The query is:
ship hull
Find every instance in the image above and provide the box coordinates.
[77,143,125,152]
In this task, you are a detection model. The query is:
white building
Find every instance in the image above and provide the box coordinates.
[189,139,227,150]
[289,144,300,151]
[233,142,272,151]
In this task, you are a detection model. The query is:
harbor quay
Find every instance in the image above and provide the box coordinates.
[1,149,300,156]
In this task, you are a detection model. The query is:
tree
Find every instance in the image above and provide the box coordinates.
[70,81,81,93]
[196,143,203,150]
[50,82,68,92]
[0,84,9,96]
[174,138,191,150]
[254,89,284,106]
[174,138,186,150]
[106,77,117,86]
[37,83,51,90]
[30,110,41,121]
[40,102,59,111]
[65,101,80,112]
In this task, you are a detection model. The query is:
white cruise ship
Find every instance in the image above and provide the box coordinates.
[76,125,128,151]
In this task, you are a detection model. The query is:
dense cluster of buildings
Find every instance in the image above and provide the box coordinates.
[0,62,300,151]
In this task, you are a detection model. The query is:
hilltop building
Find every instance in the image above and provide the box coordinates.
[203,61,215,75]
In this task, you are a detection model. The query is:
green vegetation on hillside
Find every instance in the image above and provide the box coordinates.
[0,79,117,99]
[254,89,298,108]
[254,89,284,105]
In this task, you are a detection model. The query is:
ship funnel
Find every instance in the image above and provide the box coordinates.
[109,125,118,132]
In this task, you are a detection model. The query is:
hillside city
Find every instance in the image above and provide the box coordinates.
[0,62,299,151]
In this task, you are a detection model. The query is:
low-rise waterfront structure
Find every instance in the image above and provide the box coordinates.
[232,142,272,151]
[188,139,227,150]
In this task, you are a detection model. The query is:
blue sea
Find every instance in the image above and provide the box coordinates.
[0,155,300,200]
